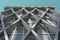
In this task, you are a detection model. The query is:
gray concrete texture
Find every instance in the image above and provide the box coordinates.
[0,6,60,40]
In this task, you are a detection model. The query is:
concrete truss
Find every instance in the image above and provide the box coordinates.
[0,6,60,40]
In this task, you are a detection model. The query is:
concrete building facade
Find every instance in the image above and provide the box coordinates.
[0,7,60,40]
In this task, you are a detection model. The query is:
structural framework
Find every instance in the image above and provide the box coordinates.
[0,6,60,40]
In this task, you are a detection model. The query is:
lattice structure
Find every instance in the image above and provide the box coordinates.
[0,6,60,40]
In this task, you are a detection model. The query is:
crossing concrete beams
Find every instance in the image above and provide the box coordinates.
[0,6,60,40]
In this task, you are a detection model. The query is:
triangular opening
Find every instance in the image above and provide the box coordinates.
[32,9,44,17]
[6,20,27,40]
[12,7,22,12]
[3,14,18,28]
[1,9,13,16]
[25,7,34,11]
[17,9,27,17]
[23,14,37,27]
[37,7,47,11]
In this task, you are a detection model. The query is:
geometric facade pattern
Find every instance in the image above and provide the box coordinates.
[0,6,60,40]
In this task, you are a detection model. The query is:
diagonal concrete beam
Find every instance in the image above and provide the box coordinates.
[22,8,49,40]
[21,19,31,32]
[32,8,49,29]
[46,13,58,22]
[25,7,48,39]
[41,19,58,33]
[31,30,40,40]
[0,9,30,34]
[1,6,59,40]
[1,15,9,40]
[20,16,40,40]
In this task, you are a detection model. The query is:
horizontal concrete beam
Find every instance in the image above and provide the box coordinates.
[4,6,55,12]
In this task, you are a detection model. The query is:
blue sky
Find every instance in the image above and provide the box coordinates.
[0,0,60,12]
